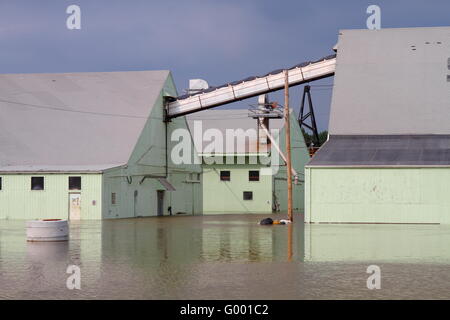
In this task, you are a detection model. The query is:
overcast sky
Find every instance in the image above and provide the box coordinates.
[1,0,449,130]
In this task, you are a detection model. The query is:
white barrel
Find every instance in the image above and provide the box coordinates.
[26,219,69,242]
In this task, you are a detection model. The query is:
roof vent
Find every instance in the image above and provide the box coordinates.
[188,79,209,94]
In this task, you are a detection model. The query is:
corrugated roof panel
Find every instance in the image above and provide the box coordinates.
[329,26,450,135]
[307,135,450,167]
[0,70,169,172]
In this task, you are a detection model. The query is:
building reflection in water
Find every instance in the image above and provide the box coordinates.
[4,215,450,299]
[304,223,450,263]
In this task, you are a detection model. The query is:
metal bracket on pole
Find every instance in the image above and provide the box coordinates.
[258,119,298,182]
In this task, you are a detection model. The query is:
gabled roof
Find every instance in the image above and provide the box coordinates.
[0,70,169,172]
[307,135,450,167]
[308,27,450,168]
[329,26,450,135]
[186,109,285,155]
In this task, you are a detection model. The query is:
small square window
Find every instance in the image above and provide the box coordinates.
[243,191,253,200]
[220,171,230,181]
[69,176,81,190]
[111,192,117,205]
[31,177,44,190]
[249,170,260,181]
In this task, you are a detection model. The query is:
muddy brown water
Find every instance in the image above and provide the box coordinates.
[1,214,450,299]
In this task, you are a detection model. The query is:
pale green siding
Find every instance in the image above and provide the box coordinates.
[202,112,310,215]
[0,72,202,220]
[102,168,201,218]
[203,164,272,214]
[102,73,203,219]
[305,167,450,224]
[0,173,102,220]
[275,112,311,213]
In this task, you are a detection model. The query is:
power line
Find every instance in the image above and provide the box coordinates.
[0,98,150,119]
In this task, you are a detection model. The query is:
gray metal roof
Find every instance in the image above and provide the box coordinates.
[307,135,450,167]
[186,109,285,154]
[329,26,450,135]
[0,70,169,172]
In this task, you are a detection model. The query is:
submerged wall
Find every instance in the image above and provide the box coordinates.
[276,111,310,214]
[305,167,450,224]
[202,163,273,214]
[102,73,203,219]
[0,173,102,220]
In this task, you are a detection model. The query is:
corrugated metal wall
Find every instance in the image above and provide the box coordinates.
[101,73,203,219]
[202,164,273,214]
[305,167,450,224]
[0,173,102,220]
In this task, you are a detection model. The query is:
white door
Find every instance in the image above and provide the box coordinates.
[69,193,81,220]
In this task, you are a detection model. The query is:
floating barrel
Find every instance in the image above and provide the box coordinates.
[26,219,69,242]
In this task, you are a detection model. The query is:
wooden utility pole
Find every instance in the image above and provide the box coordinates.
[284,70,293,222]
[287,223,293,261]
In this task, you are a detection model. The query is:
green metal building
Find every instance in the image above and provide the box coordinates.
[305,27,450,224]
[0,70,202,220]
[187,109,310,215]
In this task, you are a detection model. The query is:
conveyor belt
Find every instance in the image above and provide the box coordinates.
[166,54,336,118]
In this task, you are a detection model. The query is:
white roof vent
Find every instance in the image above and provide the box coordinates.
[189,79,209,94]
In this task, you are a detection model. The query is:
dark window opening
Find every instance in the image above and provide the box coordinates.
[0,177,2,190]
[220,170,230,181]
[31,177,44,190]
[111,193,117,205]
[249,170,260,181]
[243,191,253,200]
[69,176,81,190]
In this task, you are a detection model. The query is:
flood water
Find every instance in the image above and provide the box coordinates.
[2,214,450,299]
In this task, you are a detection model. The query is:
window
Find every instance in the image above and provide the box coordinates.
[249,170,260,182]
[111,193,117,205]
[186,173,200,182]
[31,177,44,190]
[0,177,2,190]
[69,176,81,190]
[243,191,253,200]
[220,170,230,181]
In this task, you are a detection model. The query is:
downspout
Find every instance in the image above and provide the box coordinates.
[164,96,174,216]
[165,118,168,178]
[163,96,175,179]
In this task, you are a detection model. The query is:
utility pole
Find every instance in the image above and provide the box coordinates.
[284,70,293,222]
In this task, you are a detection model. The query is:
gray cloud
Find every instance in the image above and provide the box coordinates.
[1,0,450,130]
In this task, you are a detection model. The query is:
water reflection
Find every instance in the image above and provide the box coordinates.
[2,216,450,299]
[99,216,304,264]
[304,224,450,263]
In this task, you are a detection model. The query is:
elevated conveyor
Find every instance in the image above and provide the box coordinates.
[166,54,336,118]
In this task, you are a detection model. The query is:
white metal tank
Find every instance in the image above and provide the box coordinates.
[26,219,69,242]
